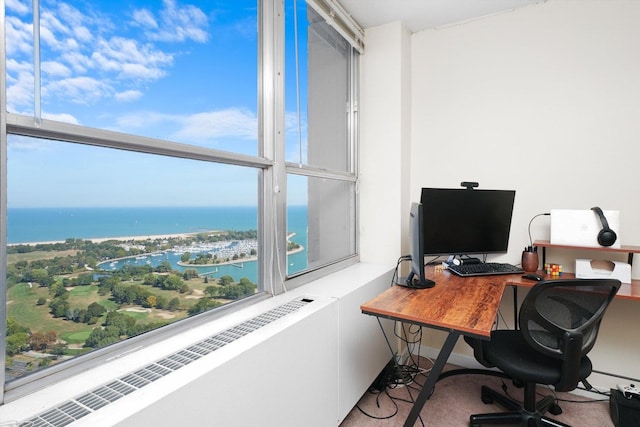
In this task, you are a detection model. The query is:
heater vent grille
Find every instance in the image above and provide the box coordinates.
[21,298,311,427]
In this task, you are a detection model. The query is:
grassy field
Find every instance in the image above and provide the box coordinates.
[8,283,99,338]
[7,275,218,342]
[5,246,243,382]
[8,249,78,264]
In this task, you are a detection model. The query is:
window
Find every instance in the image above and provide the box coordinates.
[1,0,361,402]
[284,2,360,280]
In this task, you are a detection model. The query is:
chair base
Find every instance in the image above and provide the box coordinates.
[469,384,571,427]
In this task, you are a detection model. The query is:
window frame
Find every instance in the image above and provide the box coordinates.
[282,0,361,286]
[0,0,362,403]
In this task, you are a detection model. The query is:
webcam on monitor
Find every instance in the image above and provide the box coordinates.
[461,181,479,190]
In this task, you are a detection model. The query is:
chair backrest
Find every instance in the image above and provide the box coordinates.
[519,278,621,391]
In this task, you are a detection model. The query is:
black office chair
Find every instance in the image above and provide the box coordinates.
[465,278,621,427]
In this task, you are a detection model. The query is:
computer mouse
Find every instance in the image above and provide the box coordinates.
[522,273,543,281]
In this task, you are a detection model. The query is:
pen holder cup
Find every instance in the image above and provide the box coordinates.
[521,251,539,273]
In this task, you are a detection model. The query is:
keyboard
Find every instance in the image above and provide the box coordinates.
[447,262,524,277]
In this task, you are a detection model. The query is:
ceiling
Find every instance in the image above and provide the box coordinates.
[338,0,544,33]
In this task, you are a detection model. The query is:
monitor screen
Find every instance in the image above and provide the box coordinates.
[420,187,516,256]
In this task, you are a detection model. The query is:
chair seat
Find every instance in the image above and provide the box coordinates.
[466,279,620,426]
[479,330,592,386]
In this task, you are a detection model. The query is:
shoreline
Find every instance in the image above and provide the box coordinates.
[175,244,305,268]
[8,231,213,246]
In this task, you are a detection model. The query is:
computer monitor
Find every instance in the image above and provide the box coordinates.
[401,202,435,288]
[420,187,516,257]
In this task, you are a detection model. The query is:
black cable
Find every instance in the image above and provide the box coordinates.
[355,388,400,420]
[528,212,551,248]
[391,255,412,286]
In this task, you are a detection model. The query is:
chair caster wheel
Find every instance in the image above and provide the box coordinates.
[549,403,562,415]
[480,390,494,404]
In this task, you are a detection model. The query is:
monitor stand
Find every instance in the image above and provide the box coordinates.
[397,272,435,289]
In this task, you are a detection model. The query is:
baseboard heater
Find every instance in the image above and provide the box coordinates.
[21,298,312,427]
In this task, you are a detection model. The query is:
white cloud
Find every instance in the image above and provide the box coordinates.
[5,0,29,15]
[44,76,111,104]
[43,61,72,78]
[120,63,166,80]
[5,58,33,111]
[172,108,257,142]
[42,112,80,125]
[73,25,93,43]
[114,111,174,130]
[113,108,257,146]
[92,37,173,80]
[40,10,73,50]
[133,9,158,30]
[6,135,52,152]
[5,16,32,56]
[5,1,212,115]
[115,90,144,102]
[60,51,91,74]
[135,0,209,43]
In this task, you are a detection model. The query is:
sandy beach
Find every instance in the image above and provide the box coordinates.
[11,231,212,246]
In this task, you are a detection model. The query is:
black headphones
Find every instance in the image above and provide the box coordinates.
[591,206,617,247]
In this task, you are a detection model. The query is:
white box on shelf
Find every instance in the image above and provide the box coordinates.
[550,209,620,249]
[575,259,631,284]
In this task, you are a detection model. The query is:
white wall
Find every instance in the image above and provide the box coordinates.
[360,0,640,391]
[359,22,412,265]
[410,0,640,247]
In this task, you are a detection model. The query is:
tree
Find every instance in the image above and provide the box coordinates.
[188,298,222,315]
[155,294,168,309]
[204,286,219,298]
[98,276,119,295]
[7,317,30,335]
[146,295,157,308]
[6,332,30,355]
[218,275,234,286]
[39,357,52,368]
[181,252,191,263]
[75,273,94,286]
[85,327,120,349]
[86,302,107,319]
[103,311,136,336]
[163,275,183,291]
[49,297,70,318]
[183,269,198,279]
[167,297,180,311]
[143,274,157,287]
[30,331,57,352]
[30,268,53,287]
[49,282,68,298]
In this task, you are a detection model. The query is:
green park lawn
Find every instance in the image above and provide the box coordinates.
[7,278,202,343]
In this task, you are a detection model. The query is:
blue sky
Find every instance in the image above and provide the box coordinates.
[5,0,308,207]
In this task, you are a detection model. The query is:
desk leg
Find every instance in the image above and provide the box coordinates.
[403,331,460,427]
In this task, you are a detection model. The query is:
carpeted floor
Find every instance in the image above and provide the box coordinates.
[340,359,614,427]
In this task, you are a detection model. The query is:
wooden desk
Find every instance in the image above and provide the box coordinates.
[361,265,640,426]
[509,271,640,300]
[360,269,506,427]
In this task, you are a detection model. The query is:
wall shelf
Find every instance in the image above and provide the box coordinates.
[533,240,640,266]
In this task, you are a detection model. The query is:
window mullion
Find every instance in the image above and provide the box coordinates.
[1,0,9,404]
[6,113,271,169]
[260,0,287,295]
